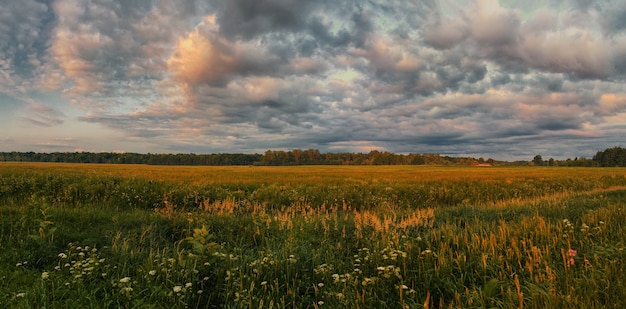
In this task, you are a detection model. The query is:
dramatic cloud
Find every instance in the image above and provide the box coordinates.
[2,0,626,159]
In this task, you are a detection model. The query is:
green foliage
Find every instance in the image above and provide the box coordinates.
[1,164,626,308]
[594,146,626,167]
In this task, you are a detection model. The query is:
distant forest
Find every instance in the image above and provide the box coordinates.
[0,146,624,167]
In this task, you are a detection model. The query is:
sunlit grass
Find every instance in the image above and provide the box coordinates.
[1,163,625,308]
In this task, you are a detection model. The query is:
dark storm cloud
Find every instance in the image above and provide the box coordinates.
[212,0,316,39]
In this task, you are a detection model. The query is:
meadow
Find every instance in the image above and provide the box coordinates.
[1,162,625,308]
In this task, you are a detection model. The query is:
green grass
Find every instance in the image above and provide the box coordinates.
[0,163,625,308]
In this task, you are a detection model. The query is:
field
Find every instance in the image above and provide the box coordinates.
[1,162,625,308]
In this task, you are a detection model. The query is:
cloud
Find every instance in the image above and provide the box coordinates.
[2,0,626,159]
[212,0,315,39]
[422,1,621,80]
[167,21,241,87]
[0,0,50,94]
[21,103,66,127]
[41,0,211,101]
[167,17,280,87]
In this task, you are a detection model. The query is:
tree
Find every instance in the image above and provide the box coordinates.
[594,146,626,167]
[533,155,544,166]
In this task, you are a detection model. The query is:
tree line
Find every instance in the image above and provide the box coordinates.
[258,149,498,166]
[0,152,261,165]
[0,150,497,166]
[1,146,624,166]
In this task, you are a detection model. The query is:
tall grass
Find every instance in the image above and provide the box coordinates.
[1,163,625,308]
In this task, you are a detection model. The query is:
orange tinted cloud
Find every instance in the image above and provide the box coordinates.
[167,28,239,86]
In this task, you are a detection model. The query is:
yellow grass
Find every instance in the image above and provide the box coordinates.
[2,162,624,185]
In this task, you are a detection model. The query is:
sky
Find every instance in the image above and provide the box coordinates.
[1,0,626,160]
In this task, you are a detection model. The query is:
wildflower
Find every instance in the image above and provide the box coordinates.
[148,270,157,276]
[16,292,26,298]
[16,262,22,267]
[317,283,324,288]
[567,258,575,267]
[41,272,49,280]
[121,287,133,293]
[197,290,203,294]
[203,277,209,281]
[120,277,131,283]
[581,223,590,233]
[401,284,409,290]
[58,253,67,259]
[185,282,192,288]
[568,249,577,257]
[173,286,183,293]
[261,281,268,286]
[318,301,324,305]
[362,277,375,286]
